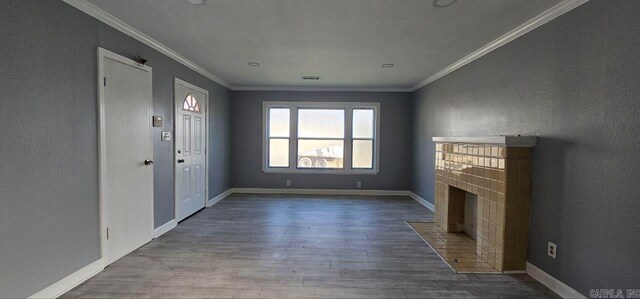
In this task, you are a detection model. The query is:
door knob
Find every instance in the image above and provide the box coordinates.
[144,160,154,165]
[177,159,185,163]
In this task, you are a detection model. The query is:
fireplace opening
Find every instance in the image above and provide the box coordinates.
[446,185,478,240]
[463,192,478,240]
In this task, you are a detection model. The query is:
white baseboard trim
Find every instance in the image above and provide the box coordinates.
[409,192,435,212]
[153,219,177,239]
[228,189,438,213]
[33,188,433,298]
[526,262,585,299]
[231,188,409,196]
[29,259,103,299]
[207,189,234,207]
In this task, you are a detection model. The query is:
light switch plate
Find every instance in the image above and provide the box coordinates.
[161,131,171,141]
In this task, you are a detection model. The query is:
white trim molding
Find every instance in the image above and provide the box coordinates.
[29,259,104,299]
[27,188,431,298]
[153,220,177,239]
[64,0,588,93]
[526,263,585,298]
[62,0,231,89]
[232,85,413,93]
[409,192,435,212]
[231,189,437,212]
[232,188,408,197]
[153,189,234,240]
[412,0,590,90]
[207,189,234,207]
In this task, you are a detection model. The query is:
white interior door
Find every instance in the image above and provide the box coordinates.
[175,79,208,222]
[99,48,153,265]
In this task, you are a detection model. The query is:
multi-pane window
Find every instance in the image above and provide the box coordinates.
[264,102,379,174]
[352,109,374,169]
[267,108,290,167]
[297,109,345,169]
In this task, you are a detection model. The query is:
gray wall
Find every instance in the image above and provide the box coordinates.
[231,91,412,190]
[412,0,640,295]
[0,1,231,297]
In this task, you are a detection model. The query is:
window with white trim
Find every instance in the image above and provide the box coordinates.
[263,102,380,174]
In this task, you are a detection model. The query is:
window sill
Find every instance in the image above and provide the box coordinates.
[263,168,379,175]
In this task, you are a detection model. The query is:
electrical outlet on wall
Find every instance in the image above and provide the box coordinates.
[548,241,557,259]
[286,180,291,187]
[357,181,362,188]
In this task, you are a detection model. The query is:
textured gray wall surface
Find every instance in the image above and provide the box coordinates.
[0,1,231,297]
[231,91,413,190]
[412,0,640,295]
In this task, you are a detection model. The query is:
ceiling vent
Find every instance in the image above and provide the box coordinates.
[301,76,321,80]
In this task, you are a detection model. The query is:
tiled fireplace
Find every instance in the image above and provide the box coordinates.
[432,136,536,272]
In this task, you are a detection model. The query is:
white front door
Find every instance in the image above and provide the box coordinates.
[175,79,208,222]
[99,48,154,265]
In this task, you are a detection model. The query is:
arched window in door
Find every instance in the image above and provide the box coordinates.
[182,94,201,113]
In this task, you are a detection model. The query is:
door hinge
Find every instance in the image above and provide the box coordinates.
[103,77,107,87]
[106,227,109,240]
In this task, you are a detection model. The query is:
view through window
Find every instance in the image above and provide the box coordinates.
[264,102,379,174]
[297,109,345,169]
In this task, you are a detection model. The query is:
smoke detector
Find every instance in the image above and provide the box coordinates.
[433,0,457,8]
[186,0,206,5]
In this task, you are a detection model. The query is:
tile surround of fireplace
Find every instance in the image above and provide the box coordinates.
[432,136,536,272]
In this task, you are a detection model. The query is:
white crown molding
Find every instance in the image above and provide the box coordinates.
[232,85,413,92]
[412,0,590,91]
[62,0,232,89]
[526,263,586,298]
[28,259,103,299]
[65,0,587,93]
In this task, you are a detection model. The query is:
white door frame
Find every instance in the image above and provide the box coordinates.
[174,77,209,221]
[97,47,154,267]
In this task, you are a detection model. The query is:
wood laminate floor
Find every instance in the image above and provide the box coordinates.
[62,194,558,298]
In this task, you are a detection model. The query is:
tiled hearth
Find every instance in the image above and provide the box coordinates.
[408,222,500,273]
[431,136,536,272]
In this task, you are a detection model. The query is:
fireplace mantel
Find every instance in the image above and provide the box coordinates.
[432,136,537,147]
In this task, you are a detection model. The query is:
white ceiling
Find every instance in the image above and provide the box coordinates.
[87,0,563,89]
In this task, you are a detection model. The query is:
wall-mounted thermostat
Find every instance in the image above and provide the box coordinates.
[153,116,163,127]
[161,131,171,141]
